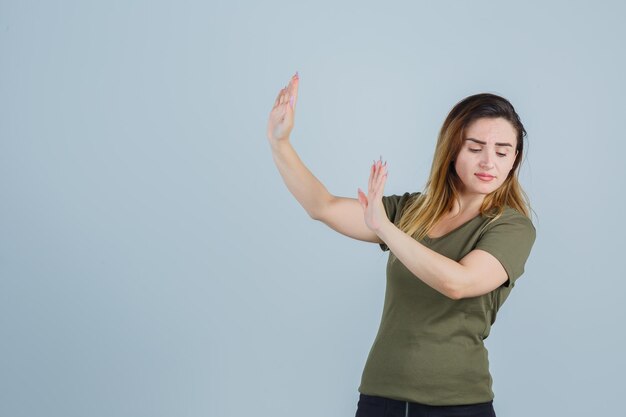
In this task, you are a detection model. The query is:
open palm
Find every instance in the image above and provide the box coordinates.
[358,158,389,232]
[267,72,299,142]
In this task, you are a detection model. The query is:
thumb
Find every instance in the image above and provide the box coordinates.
[284,96,295,119]
[357,188,368,209]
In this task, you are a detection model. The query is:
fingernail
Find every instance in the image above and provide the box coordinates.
[294,71,299,79]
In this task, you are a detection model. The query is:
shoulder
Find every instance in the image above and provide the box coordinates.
[475,206,536,288]
[381,191,421,225]
[382,191,421,209]
[488,206,535,229]
[383,191,421,201]
[480,206,536,244]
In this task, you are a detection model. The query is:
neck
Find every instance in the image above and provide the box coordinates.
[449,191,485,217]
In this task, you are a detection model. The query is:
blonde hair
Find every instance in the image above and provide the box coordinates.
[397,93,531,241]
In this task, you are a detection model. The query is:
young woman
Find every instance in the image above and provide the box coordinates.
[267,72,536,417]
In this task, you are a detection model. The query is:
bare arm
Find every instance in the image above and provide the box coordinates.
[377,221,508,299]
[363,161,509,300]
[267,72,381,244]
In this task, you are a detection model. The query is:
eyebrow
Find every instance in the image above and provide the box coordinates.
[465,138,513,147]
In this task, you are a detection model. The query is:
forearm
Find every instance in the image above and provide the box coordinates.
[376,221,468,299]
[269,138,332,219]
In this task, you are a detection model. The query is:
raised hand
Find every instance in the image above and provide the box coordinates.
[267,71,299,143]
[357,157,389,233]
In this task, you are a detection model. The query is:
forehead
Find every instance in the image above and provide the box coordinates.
[464,117,517,145]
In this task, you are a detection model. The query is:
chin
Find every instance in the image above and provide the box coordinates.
[473,185,499,195]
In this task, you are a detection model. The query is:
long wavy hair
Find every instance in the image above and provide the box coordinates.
[397,93,531,241]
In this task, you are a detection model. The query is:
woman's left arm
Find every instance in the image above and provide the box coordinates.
[358,158,507,300]
[375,223,508,300]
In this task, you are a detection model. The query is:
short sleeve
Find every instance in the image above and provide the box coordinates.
[474,211,537,288]
[379,192,419,252]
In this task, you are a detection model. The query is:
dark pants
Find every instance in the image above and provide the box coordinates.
[355,393,496,417]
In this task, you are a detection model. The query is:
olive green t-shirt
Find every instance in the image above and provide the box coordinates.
[358,192,536,406]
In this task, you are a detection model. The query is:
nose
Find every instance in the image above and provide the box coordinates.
[479,151,494,169]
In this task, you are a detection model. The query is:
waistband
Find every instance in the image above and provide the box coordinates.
[358,393,494,417]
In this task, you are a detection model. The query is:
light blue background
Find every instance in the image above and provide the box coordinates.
[1,1,625,416]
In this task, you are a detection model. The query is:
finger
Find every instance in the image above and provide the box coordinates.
[283,87,295,118]
[274,88,284,108]
[377,162,388,183]
[368,161,375,192]
[290,72,299,109]
[276,88,284,106]
[289,94,295,109]
[372,159,382,189]
[288,78,298,109]
[375,168,388,196]
[274,72,299,109]
[374,163,387,192]
[376,167,387,189]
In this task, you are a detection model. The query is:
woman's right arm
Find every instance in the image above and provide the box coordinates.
[267,73,382,244]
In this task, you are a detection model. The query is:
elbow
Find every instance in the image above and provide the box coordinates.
[308,196,333,222]
[442,281,464,300]
[446,289,463,300]
[309,213,321,221]
[442,265,472,300]
[308,208,323,221]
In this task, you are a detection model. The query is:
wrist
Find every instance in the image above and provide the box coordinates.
[268,136,291,152]
[375,218,394,238]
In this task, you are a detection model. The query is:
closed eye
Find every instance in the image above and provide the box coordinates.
[469,148,508,157]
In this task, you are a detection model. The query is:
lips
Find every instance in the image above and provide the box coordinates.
[475,173,495,180]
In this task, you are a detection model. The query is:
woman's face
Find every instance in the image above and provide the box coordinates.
[454,117,518,197]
